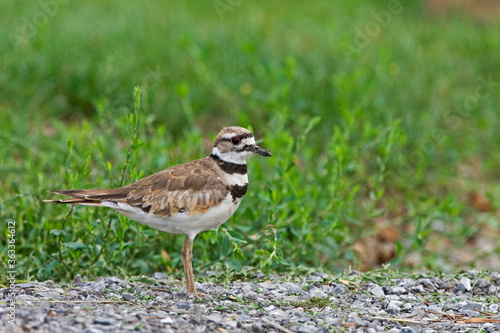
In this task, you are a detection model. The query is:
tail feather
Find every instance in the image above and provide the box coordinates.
[44,187,131,206]
[43,198,103,206]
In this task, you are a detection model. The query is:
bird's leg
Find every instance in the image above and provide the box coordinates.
[181,235,199,298]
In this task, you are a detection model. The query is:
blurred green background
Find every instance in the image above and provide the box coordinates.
[1,0,499,281]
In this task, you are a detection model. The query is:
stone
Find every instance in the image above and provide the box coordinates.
[292,315,311,323]
[160,317,174,324]
[93,317,115,325]
[206,313,223,324]
[225,320,238,329]
[428,305,442,312]
[84,328,104,333]
[491,272,500,285]
[386,301,401,314]
[402,302,412,311]
[309,287,327,298]
[177,301,191,309]
[103,277,127,287]
[387,286,407,295]
[42,280,56,288]
[36,291,63,299]
[311,272,329,279]
[269,308,288,319]
[411,284,425,293]
[2,274,500,333]
[419,279,435,290]
[108,283,123,292]
[326,318,341,326]
[387,328,401,333]
[368,285,385,297]
[251,321,265,333]
[476,278,491,289]
[461,302,484,312]
[393,286,407,294]
[153,272,167,279]
[88,281,106,292]
[455,283,467,293]
[459,310,479,317]
[263,305,276,312]
[444,281,457,291]
[121,293,135,301]
[488,303,499,313]
[297,324,318,333]
[331,284,348,294]
[16,294,37,301]
[72,274,84,286]
[237,314,253,323]
[307,274,325,282]
[459,277,472,291]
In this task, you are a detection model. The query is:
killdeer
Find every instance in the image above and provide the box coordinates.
[44,126,271,297]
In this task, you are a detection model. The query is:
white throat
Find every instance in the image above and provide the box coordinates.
[212,147,252,164]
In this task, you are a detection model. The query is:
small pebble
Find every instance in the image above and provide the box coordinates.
[0,274,497,333]
[94,317,115,325]
[121,293,136,301]
[72,274,84,286]
[459,277,472,291]
[153,272,167,279]
[369,285,385,297]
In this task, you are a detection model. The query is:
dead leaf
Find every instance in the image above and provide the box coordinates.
[426,0,500,21]
[161,249,170,261]
[353,227,399,271]
[469,192,492,212]
[338,279,351,286]
[465,317,500,323]
[161,249,172,272]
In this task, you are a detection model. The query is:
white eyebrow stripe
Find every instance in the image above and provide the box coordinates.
[221,133,238,140]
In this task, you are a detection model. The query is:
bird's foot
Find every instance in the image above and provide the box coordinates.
[191,290,210,301]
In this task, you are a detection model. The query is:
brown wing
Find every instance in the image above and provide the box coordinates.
[45,158,228,216]
[125,158,228,217]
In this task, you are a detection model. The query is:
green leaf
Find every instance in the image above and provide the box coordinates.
[221,235,230,255]
[63,242,87,250]
[174,82,190,97]
[50,229,61,236]
[43,259,59,276]
[11,181,19,193]
[395,241,403,256]
[209,230,218,244]
[255,249,271,256]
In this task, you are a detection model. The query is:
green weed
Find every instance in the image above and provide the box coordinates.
[0,1,499,282]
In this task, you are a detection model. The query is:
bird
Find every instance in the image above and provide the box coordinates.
[44,126,271,297]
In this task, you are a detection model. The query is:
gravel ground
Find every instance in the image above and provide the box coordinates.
[2,270,500,333]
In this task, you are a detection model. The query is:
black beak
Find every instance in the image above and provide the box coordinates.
[252,145,272,157]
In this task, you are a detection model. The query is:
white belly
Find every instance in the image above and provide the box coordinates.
[101,194,242,239]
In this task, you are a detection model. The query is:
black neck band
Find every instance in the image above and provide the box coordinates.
[210,154,247,175]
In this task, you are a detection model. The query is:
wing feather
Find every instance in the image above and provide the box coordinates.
[45,157,228,217]
[125,158,228,217]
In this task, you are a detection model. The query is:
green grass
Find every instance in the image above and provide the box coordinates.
[1,1,499,282]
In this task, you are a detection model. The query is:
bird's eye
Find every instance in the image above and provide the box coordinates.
[231,137,241,145]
